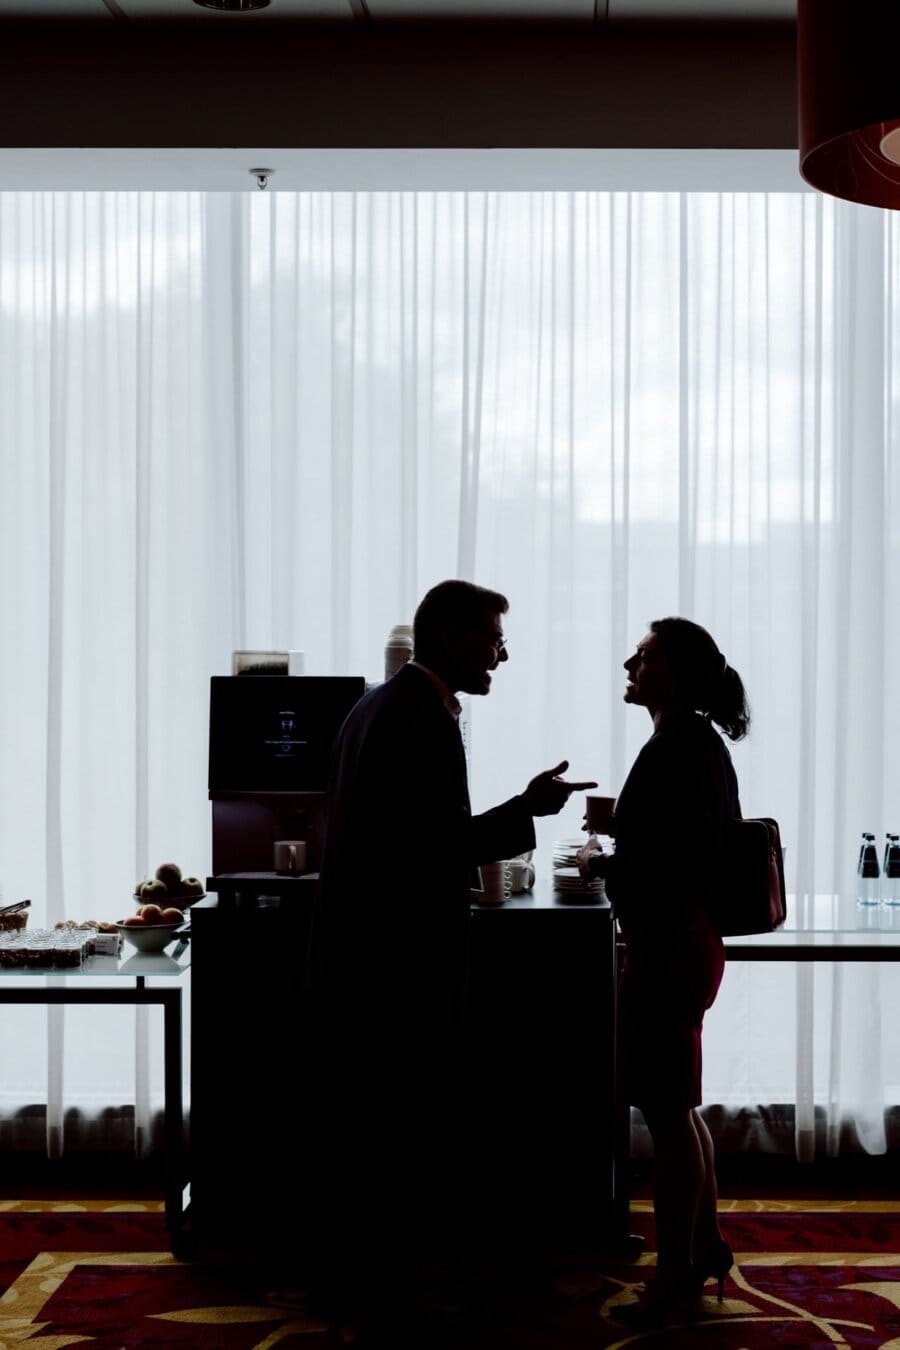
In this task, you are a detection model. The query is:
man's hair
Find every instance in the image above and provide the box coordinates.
[413,580,508,660]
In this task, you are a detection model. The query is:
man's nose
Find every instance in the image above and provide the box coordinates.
[498,646,509,663]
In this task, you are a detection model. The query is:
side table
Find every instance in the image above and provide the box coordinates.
[0,946,190,1247]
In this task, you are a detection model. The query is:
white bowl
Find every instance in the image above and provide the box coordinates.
[115,920,183,954]
[132,889,204,907]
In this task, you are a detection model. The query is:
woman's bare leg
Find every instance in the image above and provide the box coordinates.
[642,1107,704,1283]
[690,1108,723,1257]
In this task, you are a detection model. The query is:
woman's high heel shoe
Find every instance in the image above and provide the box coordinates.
[691,1238,734,1302]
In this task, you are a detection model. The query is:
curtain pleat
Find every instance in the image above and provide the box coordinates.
[44,195,69,1159]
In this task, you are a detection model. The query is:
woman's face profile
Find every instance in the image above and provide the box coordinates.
[623,632,673,710]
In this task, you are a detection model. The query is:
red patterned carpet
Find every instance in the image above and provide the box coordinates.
[3,1199,900,1347]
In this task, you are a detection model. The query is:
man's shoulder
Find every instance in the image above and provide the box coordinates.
[345,663,442,728]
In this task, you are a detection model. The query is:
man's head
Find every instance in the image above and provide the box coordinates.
[413,580,509,695]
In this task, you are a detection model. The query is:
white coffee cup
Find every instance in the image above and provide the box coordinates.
[274,840,307,875]
[473,860,512,906]
[508,858,535,893]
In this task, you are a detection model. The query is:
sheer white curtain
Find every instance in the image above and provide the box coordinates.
[0,185,898,1159]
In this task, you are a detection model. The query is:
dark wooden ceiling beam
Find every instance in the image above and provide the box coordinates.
[0,18,797,149]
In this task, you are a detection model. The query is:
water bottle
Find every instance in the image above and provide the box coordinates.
[857,832,880,906]
[883,834,900,906]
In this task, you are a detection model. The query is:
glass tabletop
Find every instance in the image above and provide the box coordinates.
[725,893,900,948]
[0,948,191,979]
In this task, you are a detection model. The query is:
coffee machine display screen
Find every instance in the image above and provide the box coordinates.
[208,676,366,792]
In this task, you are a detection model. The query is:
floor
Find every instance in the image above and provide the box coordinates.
[4,1148,900,1350]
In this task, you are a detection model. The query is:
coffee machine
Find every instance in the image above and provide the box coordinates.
[205,673,366,900]
[189,672,365,1253]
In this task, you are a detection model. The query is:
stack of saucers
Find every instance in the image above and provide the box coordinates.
[551,837,587,869]
[551,838,605,900]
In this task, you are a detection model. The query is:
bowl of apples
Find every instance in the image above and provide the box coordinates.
[132,863,204,912]
[123,862,200,953]
[117,902,186,953]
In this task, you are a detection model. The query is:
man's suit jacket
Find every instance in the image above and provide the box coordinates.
[312,662,535,1039]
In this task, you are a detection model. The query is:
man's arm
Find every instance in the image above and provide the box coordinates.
[520,761,598,816]
[469,761,598,866]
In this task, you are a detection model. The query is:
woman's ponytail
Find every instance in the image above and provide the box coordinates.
[707,662,751,741]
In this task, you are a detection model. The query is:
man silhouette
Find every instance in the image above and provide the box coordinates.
[309,580,595,1345]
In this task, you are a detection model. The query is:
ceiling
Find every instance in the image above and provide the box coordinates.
[0,0,796,20]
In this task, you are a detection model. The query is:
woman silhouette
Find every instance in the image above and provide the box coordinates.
[580,617,749,1326]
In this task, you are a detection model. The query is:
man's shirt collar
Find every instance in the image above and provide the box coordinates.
[409,660,462,719]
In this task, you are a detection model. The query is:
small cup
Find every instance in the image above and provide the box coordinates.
[274,840,307,875]
[473,860,512,906]
[508,858,535,893]
[585,794,616,835]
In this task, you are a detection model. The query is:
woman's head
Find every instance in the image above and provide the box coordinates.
[624,617,750,741]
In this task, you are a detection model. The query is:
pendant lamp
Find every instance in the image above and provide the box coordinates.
[799,0,900,209]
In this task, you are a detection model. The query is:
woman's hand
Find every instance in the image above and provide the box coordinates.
[576,832,608,881]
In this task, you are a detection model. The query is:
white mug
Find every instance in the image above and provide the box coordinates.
[508,858,535,893]
[274,840,307,875]
[473,860,512,906]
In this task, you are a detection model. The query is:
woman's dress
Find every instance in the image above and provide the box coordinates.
[604,711,741,1115]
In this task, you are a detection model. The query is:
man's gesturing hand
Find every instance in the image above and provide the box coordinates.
[521,761,598,817]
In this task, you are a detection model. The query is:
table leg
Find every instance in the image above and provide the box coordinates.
[613,939,644,1259]
[163,990,184,1235]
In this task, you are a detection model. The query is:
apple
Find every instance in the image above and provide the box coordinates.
[123,915,145,927]
[180,877,204,897]
[133,880,148,897]
[160,907,184,924]
[139,878,167,902]
[155,862,182,893]
[138,903,164,923]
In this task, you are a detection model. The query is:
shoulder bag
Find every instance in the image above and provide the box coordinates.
[719,816,787,936]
